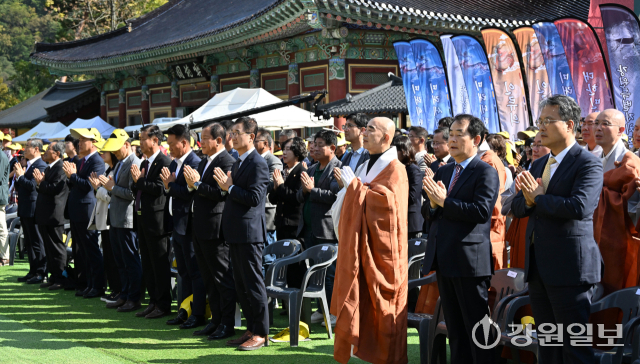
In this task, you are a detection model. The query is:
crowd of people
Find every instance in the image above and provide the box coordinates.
[0,94,636,363]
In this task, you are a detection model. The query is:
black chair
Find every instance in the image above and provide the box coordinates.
[429,268,529,362]
[407,272,446,364]
[263,239,302,324]
[498,282,606,363]
[265,244,338,347]
[7,217,20,265]
[408,238,428,281]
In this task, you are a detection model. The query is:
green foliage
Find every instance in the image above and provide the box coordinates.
[9,61,56,101]
[0,77,19,111]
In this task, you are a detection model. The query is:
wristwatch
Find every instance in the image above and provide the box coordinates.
[194,181,202,190]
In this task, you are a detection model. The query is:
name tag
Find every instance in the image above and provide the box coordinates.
[283,241,290,246]
[507,270,518,278]
[321,246,328,251]
[636,288,640,296]
[415,240,421,246]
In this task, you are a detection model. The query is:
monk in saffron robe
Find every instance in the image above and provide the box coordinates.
[331,117,409,364]
[592,109,640,293]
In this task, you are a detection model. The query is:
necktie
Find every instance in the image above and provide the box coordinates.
[448,164,463,196]
[114,161,122,182]
[79,158,85,172]
[134,160,149,212]
[541,156,557,192]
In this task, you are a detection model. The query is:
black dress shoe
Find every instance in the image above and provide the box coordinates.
[193,320,219,336]
[40,281,54,288]
[75,288,89,297]
[166,309,188,325]
[179,315,205,329]
[208,324,236,340]
[135,304,155,317]
[26,275,44,284]
[48,283,64,291]
[117,301,141,312]
[83,288,105,299]
[17,274,34,282]
[146,307,170,319]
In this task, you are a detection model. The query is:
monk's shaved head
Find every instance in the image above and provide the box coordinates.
[597,109,625,127]
[595,108,626,154]
[363,117,396,154]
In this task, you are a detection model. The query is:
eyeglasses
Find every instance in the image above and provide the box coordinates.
[342,124,356,130]
[535,118,566,128]
[432,141,447,146]
[229,130,248,137]
[594,121,618,128]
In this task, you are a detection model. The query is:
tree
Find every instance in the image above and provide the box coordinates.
[0,78,19,111]
[9,61,56,101]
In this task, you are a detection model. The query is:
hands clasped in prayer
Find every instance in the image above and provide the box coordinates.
[515,171,544,207]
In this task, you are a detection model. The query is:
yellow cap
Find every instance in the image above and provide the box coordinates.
[95,139,106,151]
[622,133,629,143]
[505,141,515,165]
[7,143,21,151]
[101,129,130,152]
[2,134,10,142]
[336,133,349,147]
[41,144,49,155]
[131,140,140,146]
[496,131,510,140]
[514,140,525,146]
[517,130,538,140]
[71,128,101,142]
[273,150,283,156]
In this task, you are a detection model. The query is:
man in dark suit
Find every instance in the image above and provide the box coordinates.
[513,95,603,363]
[429,127,454,174]
[14,138,47,283]
[299,130,342,326]
[63,128,106,298]
[213,116,270,350]
[255,128,283,255]
[33,141,69,290]
[131,124,172,319]
[331,113,369,195]
[185,122,237,340]
[219,120,239,159]
[422,114,500,364]
[161,124,205,329]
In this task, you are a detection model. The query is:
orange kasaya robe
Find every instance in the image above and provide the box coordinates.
[593,151,640,294]
[414,151,507,315]
[505,217,529,270]
[331,159,409,364]
[481,150,507,270]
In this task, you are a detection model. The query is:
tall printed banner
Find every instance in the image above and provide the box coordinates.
[410,39,452,132]
[442,35,471,116]
[394,42,427,128]
[533,22,578,101]
[600,4,640,134]
[554,19,614,116]
[482,29,530,140]
[514,27,552,121]
[451,35,501,133]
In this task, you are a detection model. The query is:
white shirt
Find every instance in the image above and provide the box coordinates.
[229,148,255,194]
[166,150,193,213]
[260,150,270,158]
[146,149,161,168]
[190,148,226,211]
[548,141,576,180]
[20,155,41,181]
[583,143,603,158]
[84,150,98,162]
[48,158,61,168]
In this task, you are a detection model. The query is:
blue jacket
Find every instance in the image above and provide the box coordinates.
[166,150,201,235]
[16,158,47,218]
[421,156,500,277]
[221,149,269,244]
[512,143,603,286]
[67,152,106,223]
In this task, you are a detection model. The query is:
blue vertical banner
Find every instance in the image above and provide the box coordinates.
[600,4,640,135]
[533,22,578,101]
[442,35,471,116]
[394,41,427,128]
[450,35,501,133]
[410,39,452,132]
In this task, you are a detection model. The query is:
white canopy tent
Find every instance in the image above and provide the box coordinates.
[49,116,116,140]
[14,121,67,142]
[155,88,333,131]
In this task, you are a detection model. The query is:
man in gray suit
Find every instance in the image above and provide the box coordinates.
[297,130,341,325]
[98,129,143,312]
[255,129,283,252]
[0,136,9,267]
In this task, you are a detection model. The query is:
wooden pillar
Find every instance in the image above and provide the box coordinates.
[171,81,179,117]
[288,63,299,99]
[141,85,150,125]
[328,58,346,129]
[118,88,126,128]
[100,91,107,122]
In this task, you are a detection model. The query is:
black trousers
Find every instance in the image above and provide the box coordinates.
[38,224,65,283]
[101,229,122,293]
[70,222,104,291]
[230,242,268,336]
[21,217,46,276]
[172,231,206,316]
[193,233,237,327]
[110,227,142,302]
[528,248,595,364]
[138,224,171,311]
[436,274,495,364]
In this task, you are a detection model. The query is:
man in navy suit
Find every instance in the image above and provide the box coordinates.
[422,115,500,364]
[513,95,603,363]
[63,128,106,298]
[213,116,270,351]
[161,124,205,329]
[14,138,47,283]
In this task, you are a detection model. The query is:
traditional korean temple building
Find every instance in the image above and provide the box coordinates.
[30,0,596,131]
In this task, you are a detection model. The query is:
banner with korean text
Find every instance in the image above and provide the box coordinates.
[442,35,471,117]
[533,22,578,101]
[554,18,614,117]
[410,39,452,132]
[394,42,427,128]
[450,35,501,133]
[600,4,640,135]
[514,27,552,121]
[482,28,530,141]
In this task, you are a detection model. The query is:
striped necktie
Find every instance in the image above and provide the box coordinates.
[448,164,463,196]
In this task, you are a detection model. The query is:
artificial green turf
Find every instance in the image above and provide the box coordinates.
[0,260,425,363]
